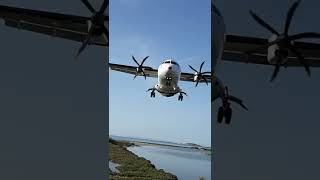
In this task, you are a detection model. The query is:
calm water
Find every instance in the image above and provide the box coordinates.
[127,145,211,180]
[109,161,120,173]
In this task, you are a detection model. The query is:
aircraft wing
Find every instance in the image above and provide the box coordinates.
[109,63,158,78]
[0,5,108,46]
[109,63,211,83]
[222,34,320,67]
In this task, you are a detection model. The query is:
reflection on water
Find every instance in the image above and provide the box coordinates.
[127,145,211,180]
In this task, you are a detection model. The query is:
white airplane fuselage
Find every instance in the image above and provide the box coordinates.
[212,3,226,100]
[155,60,182,97]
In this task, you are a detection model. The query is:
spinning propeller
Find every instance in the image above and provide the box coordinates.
[132,56,149,80]
[76,0,109,59]
[188,61,211,87]
[248,0,320,81]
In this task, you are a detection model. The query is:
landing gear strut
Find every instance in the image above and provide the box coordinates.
[147,88,156,98]
[178,92,187,101]
[217,86,248,125]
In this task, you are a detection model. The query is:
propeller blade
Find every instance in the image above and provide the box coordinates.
[102,26,109,37]
[142,70,147,80]
[229,96,248,111]
[99,0,109,14]
[141,56,149,66]
[288,32,320,41]
[289,44,311,77]
[203,76,209,85]
[249,10,280,36]
[199,61,205,72]
[284,0,301,35]
[195,80,199,87]
[102,26,109,46]
[188,65,198,73]
[132,56,140,66]
[75,27,94,59]
[270,65,280,82]
[81,0,96,13]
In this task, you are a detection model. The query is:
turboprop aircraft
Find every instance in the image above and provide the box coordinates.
[213,0,320,124]
[0,0,109,58]
[109,56,211,101]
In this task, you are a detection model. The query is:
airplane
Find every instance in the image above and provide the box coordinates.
[0,0,109,58]
[109,56,211,101]
[212,0,320,124]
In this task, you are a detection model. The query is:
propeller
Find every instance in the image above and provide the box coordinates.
[248,0,320,81]
[132,56,149,80]
[76,0,109,59]
[188,61,211,87]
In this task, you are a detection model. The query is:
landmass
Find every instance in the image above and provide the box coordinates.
[108,138,178,180]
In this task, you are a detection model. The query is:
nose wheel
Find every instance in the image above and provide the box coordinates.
[151,91,156,98]
[217,104,232,124]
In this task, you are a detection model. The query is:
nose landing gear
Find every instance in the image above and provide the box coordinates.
[217,103,233,124]
[147,88,156,98]
[178,91,187,101]
[217,86,248,125]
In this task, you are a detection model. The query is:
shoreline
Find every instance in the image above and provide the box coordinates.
[112,138,212,156]
[108,138,178,180]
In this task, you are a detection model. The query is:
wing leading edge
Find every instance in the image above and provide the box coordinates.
[109,63,211,83]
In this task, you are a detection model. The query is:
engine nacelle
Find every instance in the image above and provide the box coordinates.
[267,35,289,65]
[194,74,200,82]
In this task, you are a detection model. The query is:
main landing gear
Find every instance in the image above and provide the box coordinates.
[217,86,248,125]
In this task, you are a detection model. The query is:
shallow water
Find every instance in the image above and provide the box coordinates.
[109,161,120,173]
[127,145,211,180]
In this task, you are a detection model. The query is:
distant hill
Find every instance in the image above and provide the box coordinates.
[110,135,212,149]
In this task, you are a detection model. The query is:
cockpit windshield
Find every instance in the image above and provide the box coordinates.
[163,60,178,65]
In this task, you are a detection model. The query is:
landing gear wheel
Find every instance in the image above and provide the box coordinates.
[225,107,232,124]
[217,107,224,124]
[150,91,155,98]
[178,94,183,101]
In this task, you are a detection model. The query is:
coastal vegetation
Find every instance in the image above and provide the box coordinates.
[109,138,178,180]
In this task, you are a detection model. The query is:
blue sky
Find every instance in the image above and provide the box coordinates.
[109,0,211,147]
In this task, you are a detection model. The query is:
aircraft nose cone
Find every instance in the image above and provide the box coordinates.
[168,66,172,70]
